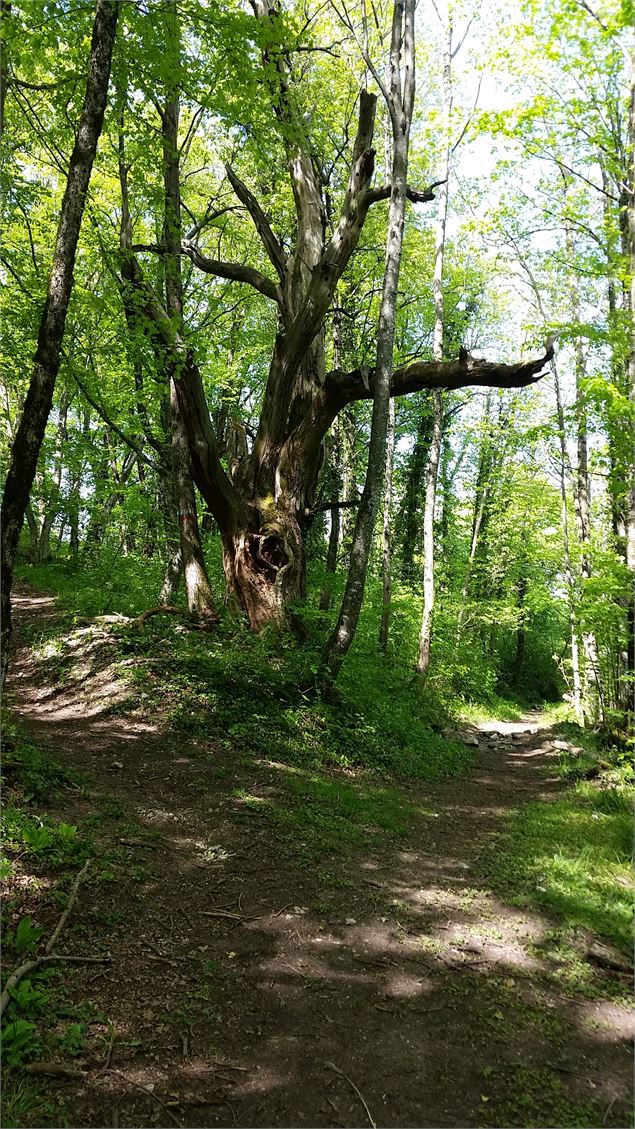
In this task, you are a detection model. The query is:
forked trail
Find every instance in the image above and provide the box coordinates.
[5,587,634,1128]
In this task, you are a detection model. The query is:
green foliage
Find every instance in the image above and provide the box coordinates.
[1,714,82,800]
[1,1020,39,1069]
[120,599,471,783]
[6,919,44,957]
[1,807,88,869]
[478,1064,604,1128]
[16,555,167,619]
[243,769,419,859]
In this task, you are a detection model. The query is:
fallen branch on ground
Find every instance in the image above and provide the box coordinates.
[325,1060,376,1128]
[0,861,109,1017]
[104,1069,183,1128]
[25,1062,88,1078]
[131,605,218,630]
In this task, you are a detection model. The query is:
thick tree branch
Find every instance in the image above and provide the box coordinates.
[172,351,246,534]
[332,344,555,403]
[118,241,240,532]
[225,163,287,282]
[253,89,379,460]
[181,240,281,303]
[130,241,280,303]
[365,180,445,206]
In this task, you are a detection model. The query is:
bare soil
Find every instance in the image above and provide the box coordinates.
[3,586,634,1129]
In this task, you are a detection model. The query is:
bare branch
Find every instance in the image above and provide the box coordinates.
[332,343,555,403]
[366,180,445,205]
[181,240,281,303]
[225,164,287,281]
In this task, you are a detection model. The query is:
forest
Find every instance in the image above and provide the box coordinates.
[0,0,633,1126]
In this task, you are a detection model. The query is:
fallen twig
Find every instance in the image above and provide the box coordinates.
[325,1060,376,1128]
[200,909,255,920]
[104,1069,183,1128]
[47,860,91,954]
[25,1062,88,1078]
[143,952,179,967]
[603,1097,617,1125]
[0,861,103,1017]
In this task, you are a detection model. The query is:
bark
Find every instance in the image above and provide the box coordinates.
[514,573,527,679]
[318,421,343,612]
[417,391,443,673]
[566,216,603,724]
[379,398,395,650]
[554,358,584,725]
[160,16,217,623]
[398,406,432,582]
[455,394,495,644]
[0,0,118,685]
[320,0,416,686]
[416,17,453,677]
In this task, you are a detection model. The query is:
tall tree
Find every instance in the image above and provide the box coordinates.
[320,0,418,684]
[0,0,119,684]
[417,11,454,676]
[161,0,552,640]
[159,0,217,622]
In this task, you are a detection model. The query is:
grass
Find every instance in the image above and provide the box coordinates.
[112,612,474,783]
[478,1064,605,1128]
[232,764,420,863]
[15,555,166,619]
[482,733,634,956]
[0,718,125,1096]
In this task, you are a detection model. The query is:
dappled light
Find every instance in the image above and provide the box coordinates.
[2,587,633,1127]
[1,0,633,1124]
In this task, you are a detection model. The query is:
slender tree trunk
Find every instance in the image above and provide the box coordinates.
[398,406,432,582]
[321,0,416,686]
[319,421,343,611]
[416,19,453,676]
[0,0,118,684]
[624,58,635,697]
[565,218,603,723]
[158,454,182,604]
[320,307,345,611]
[417,393,443,672]
[514,572,527,679]
[161,7,217,623]
[455,394,494,645]
[379,398,395,650]
[553,358,584,724]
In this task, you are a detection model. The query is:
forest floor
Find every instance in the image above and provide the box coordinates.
[2,584,634,1129]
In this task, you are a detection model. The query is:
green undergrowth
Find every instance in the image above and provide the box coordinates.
[482,732,634,957]
[0,717,136,1112]
[16,558,476,783]
[233,766,421,864]
[477,1063,605,1128]
[16,555,166,618]
[118,616,472,782]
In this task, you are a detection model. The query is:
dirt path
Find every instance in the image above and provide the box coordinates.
[4,587,634,1128]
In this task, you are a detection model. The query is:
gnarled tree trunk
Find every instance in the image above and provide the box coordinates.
[145,0,554,653]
